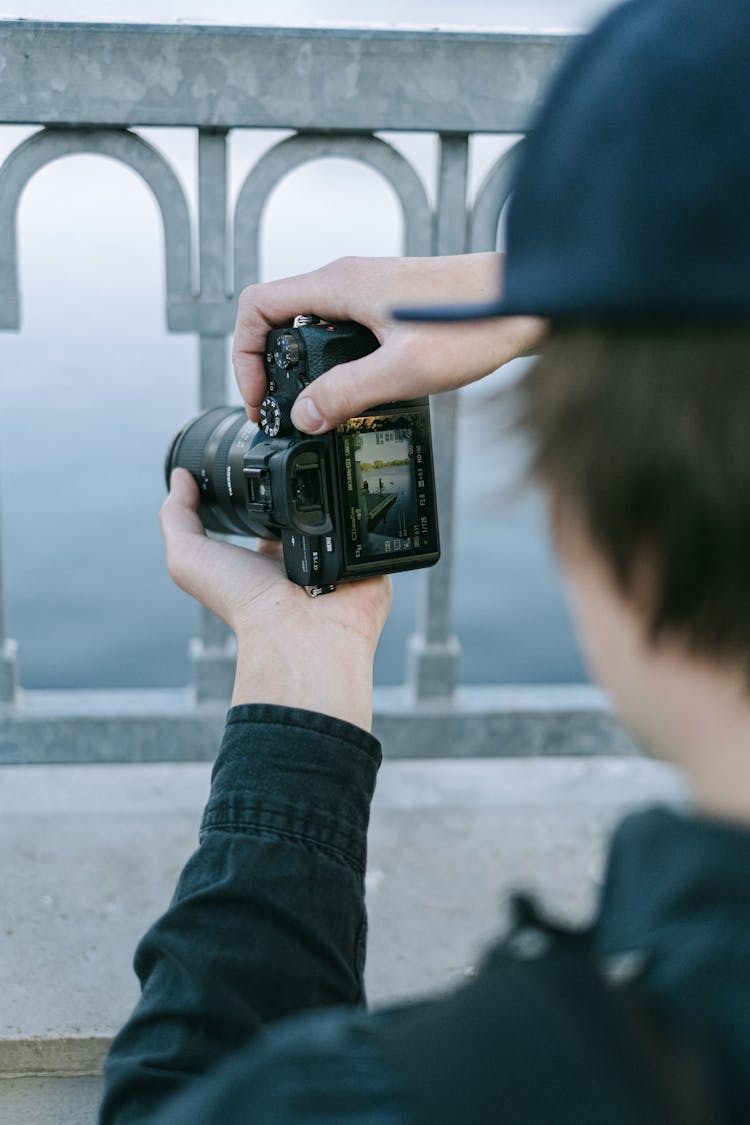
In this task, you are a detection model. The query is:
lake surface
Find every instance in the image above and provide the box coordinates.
[0,3,603,689]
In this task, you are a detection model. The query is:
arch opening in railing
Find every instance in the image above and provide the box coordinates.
[0,140,198,691]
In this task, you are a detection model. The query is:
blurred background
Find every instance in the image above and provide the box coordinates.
[0,0,615,690]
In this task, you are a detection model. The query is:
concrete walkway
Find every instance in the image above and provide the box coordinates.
[0,755,687,1124]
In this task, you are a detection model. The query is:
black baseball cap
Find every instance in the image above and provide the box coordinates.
[393,0,750,323]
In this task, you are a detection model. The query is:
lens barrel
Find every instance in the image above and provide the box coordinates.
[165,407,271,537]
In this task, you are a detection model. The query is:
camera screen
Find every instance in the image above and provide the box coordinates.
[336,414,436,568]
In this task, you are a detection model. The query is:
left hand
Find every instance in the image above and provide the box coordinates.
[160,469,392,730]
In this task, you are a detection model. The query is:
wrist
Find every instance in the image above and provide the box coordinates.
[231,633,376,731]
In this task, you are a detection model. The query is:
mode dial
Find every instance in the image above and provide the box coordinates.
[259,395,293,437]
[273,333,300,370]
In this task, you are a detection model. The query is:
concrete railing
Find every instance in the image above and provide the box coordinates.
[0,20,640,763]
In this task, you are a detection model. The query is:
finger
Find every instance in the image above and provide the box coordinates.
[231,351,265,423]
[159,469,215,602]
[232,267,353,416]
[160,468,204,538]
[289,315,551,434]
[290,344,409,434]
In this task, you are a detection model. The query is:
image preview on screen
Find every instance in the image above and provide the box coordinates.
[339,425,422,563]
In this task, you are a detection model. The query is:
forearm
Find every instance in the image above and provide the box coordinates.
[100,704,381,1124]
[232,635,377,730]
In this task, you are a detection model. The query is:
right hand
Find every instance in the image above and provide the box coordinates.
[232,254,546,433]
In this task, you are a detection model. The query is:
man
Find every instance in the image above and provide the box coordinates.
[100,0,750,1121]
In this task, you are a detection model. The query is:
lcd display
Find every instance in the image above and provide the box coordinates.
[336,414,437,568]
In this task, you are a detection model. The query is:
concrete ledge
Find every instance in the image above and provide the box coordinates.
[1,754,687,1083]
[1,1075,103,1125]
[0,1037,109,1079]
[376,684,639,758]
[0,688,224,764]
[0,684,639,764]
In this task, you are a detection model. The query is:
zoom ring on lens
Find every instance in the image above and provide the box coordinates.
[166,407,234,484]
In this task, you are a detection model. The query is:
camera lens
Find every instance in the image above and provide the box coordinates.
[165,406,273,537]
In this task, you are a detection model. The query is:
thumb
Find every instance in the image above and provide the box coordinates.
[290,346,407,433]
[160,468,204,541]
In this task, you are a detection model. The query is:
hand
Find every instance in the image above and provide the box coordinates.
[160,469,392,731]
[232,254,546,433]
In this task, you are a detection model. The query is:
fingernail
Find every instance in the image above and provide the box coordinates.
[292,397,326,433]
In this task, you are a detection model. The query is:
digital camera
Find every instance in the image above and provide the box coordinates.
[165,316,440,595]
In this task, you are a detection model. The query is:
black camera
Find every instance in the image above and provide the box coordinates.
[165,316,440,594]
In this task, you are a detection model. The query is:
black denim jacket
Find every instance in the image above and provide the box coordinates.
[99,704,750,1124]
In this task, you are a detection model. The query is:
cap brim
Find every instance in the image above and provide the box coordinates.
[391,299,514,322]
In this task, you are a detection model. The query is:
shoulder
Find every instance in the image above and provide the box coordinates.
[372,896,703,1125]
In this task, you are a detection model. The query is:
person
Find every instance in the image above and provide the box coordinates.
[100,0,750,1121]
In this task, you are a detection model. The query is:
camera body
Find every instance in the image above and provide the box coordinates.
[166,316,441,594]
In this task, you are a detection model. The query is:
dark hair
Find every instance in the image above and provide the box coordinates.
[519,323,750,668]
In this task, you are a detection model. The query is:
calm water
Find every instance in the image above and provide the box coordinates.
[0,2,606,689]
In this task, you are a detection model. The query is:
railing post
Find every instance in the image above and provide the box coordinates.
[190,127,237,702]
[0,495,18,703]
[406,134,468,702]
[196,128,230,408]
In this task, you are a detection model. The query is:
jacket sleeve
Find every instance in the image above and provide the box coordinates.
[99,702,386,1124]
